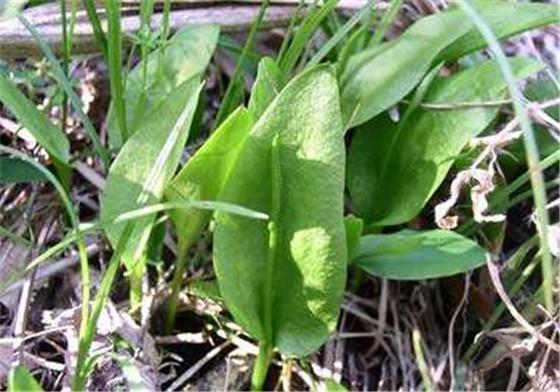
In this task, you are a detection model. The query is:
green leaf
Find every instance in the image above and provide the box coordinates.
[165,89,255,332]
[347,58,543,226]
[189,279,223,302]
[248,57,282,119]
[340,1,558,129]
[436,1,560,63]
[340,10,472,128]
[165,107,255,256]
[101,76,202,299]
[213,66,346,357]
[0,157,47,183]
[323,379,348,392]
[107,24,219,147]
[0,74,69,163]
[344,215,363,262]
[8,366,43,392]
[351,230,487,280]
[502,76,560,176]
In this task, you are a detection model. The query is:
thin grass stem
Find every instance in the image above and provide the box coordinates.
[105,0,128,142]
[458,0,553,311]
[215,0,270,126]
[367,0,403,47]
[306,0,377,68]
[81,0,108,59]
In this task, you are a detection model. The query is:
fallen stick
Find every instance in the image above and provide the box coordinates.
[0,1,368,59]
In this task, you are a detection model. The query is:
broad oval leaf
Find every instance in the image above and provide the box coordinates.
[101,76,202,279]
[436,1,560,63]
[8,366,43,392]
[0,74,69,164]
[213,66,346,357]
[107,24,219,146]
[340,10,472,128]
[164,106,254,256]
[340,1,558,129]
[347,58,544,226]
[351,230,487,280]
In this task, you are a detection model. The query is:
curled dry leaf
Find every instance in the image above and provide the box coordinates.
[435,118,526,229]
[435,165,505,229]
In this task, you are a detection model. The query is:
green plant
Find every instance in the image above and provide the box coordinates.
[101,76,203,306]
[106,24,219,147]
[8,366,43,392]
[163,106,255,331]
[213,65,346,389]
[0,73,70,164]
[2,0,558,389]
[347,58,543,226]
[349,229,487,280]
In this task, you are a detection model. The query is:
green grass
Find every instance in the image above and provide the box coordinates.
[81,0,108,58]
[215,0,270,126]
[105,0,128,142]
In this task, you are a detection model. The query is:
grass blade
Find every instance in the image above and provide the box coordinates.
[276,0,306,63]
[21,198,267,276]
[81,0,108,58]
[279,0,339,76]
[105,0,128,142]
[457,0,553,312]
[412,329,433,392]
[367,0,403,47]
[306,1,377,69]
[0,74,69,164]
[215,0,270,126]
[18,15,110,168]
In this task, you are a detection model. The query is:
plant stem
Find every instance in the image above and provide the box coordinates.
[134,0,155,131]
[58,0,72,190]
[165,247,188,333]
[412,329,432,392]
[157,0,172,82]
[72,222,135,391]
[251,341,273,391]
[60,0,69,134]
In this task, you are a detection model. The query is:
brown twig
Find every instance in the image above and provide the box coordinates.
[486,259,560,353]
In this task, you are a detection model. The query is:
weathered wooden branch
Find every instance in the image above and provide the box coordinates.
[0,1,367,59]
